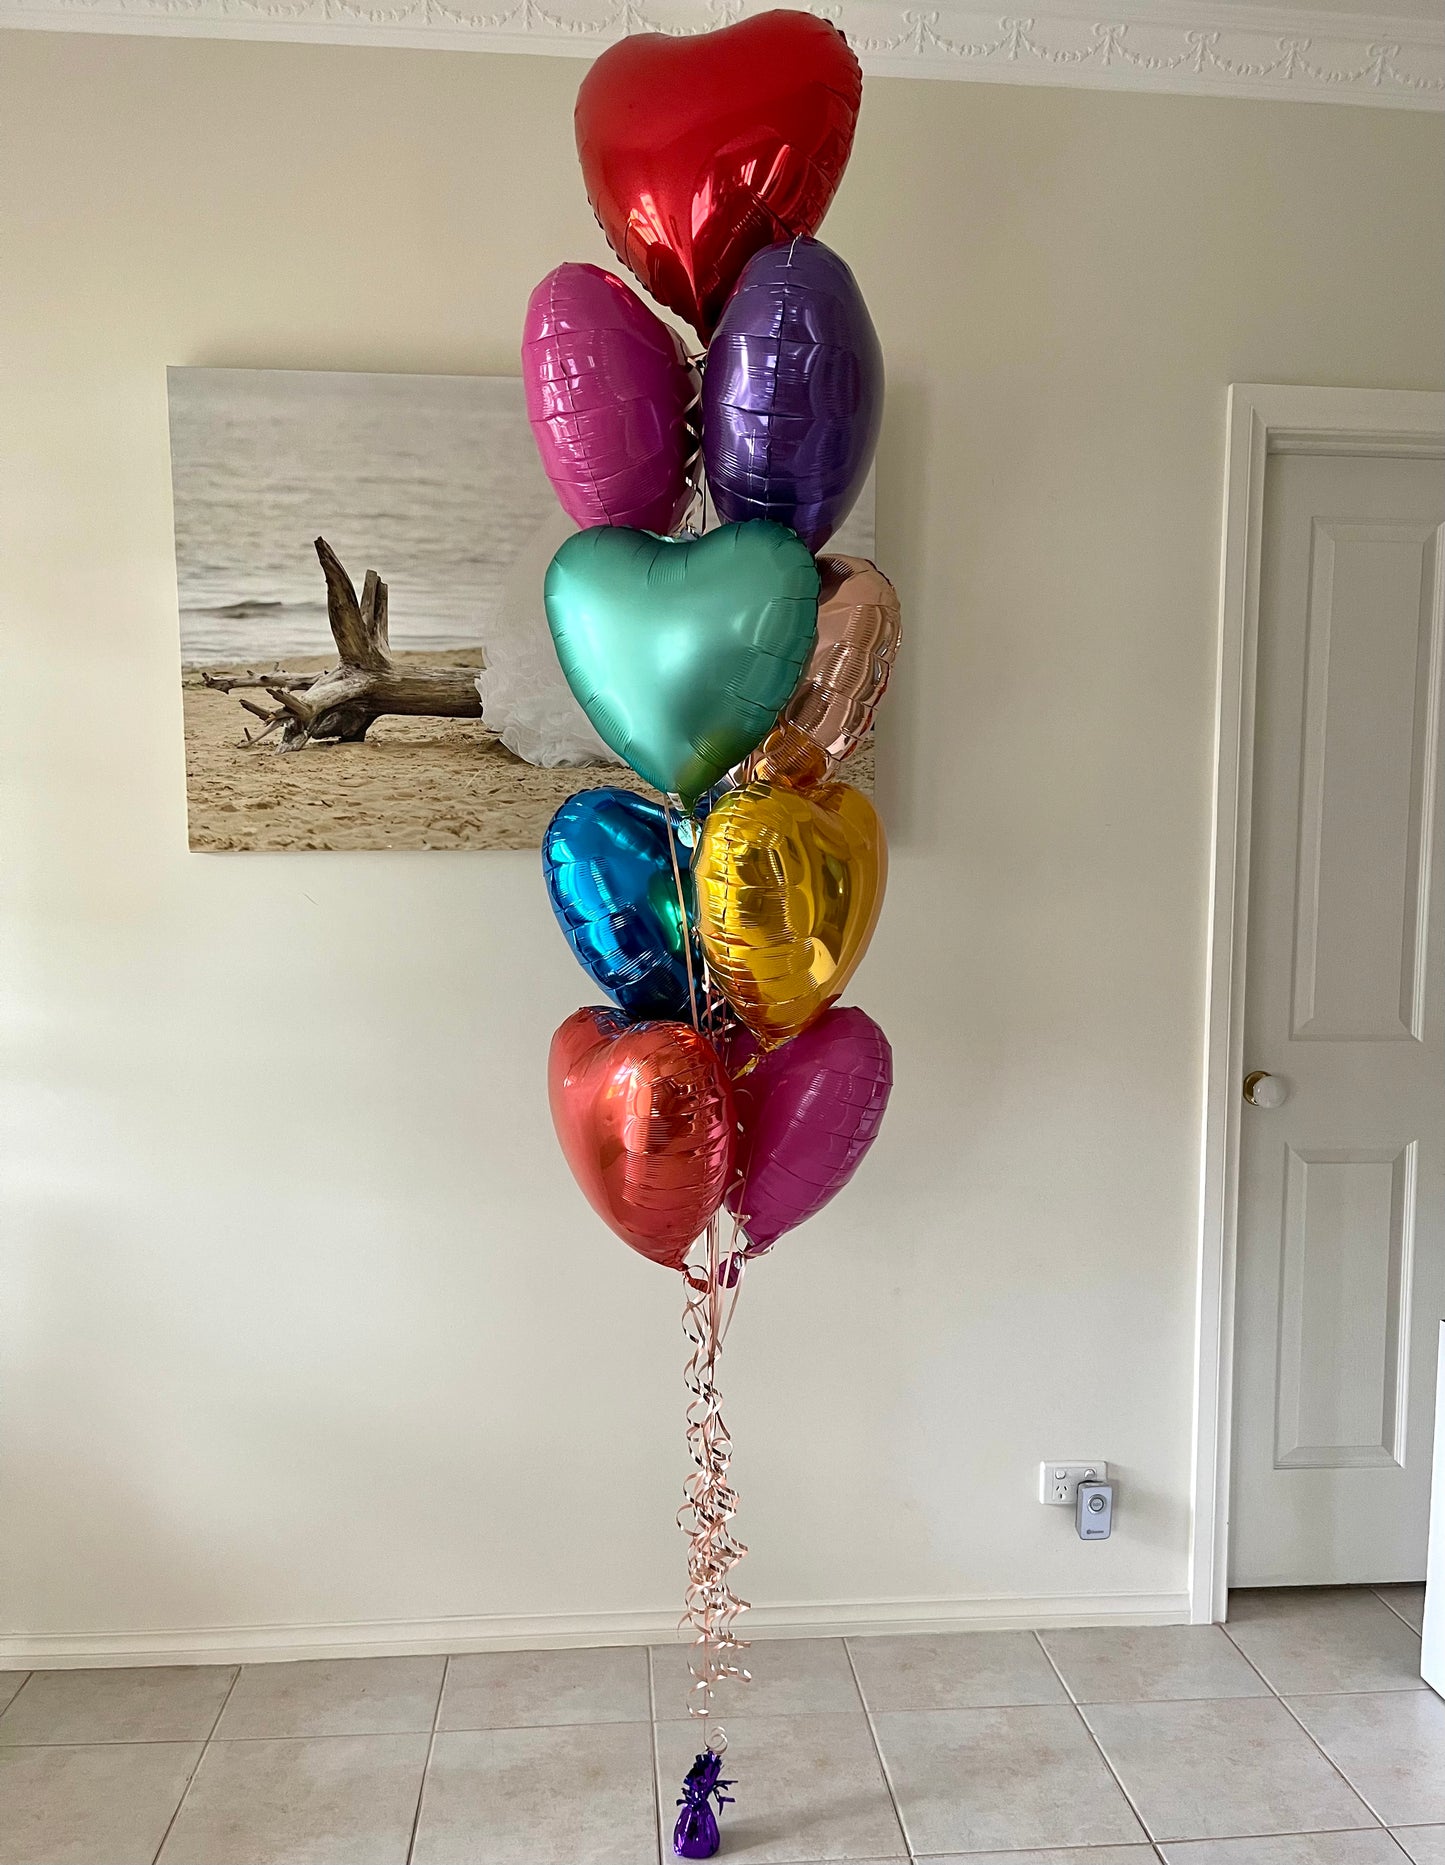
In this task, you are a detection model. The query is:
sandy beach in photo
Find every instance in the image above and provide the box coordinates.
[183,650,875,852]
[182,651,658,852]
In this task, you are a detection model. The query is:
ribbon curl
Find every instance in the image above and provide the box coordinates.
[678,1213,751,1755]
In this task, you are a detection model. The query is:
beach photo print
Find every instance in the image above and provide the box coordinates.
[168,366,874,852]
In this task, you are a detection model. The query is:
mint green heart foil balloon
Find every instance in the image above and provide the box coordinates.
[544,522,820,808]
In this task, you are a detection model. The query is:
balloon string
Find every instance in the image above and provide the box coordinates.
[679,1218,750,1754]
[664,803,702,1036]
[718,1214,748,1347]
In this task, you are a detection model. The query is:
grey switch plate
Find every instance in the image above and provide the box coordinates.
[1076,1481,1114,1539]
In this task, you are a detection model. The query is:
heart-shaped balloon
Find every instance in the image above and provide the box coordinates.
[743,556,901,788]
[544,522,819,808]
[703,239,884,553]
[522,263,699,535]
[574,12,862,339]
[727,1006,893,1251]
[695,779,887,1042]
[548,1007,735,1269]
[542,788,699,1021]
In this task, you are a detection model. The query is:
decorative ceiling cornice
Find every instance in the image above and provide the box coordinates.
[1,0,1440,108]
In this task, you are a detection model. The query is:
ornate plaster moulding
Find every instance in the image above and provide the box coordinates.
[1,0,1440,107]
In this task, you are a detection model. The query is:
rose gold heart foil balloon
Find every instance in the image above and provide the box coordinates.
[742,556,900,789]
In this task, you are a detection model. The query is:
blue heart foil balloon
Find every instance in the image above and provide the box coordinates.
[545,521,820,807]
[542,788,699,1021]
[702,237,883,553]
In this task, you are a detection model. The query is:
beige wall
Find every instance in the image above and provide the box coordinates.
[1,30,1440,1661]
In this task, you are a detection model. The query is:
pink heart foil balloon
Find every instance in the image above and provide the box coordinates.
[727,1005,892,1252]
[522,262,699,534]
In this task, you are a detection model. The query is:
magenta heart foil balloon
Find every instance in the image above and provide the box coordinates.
[727,1006,892,1252]
[522,262,699,533]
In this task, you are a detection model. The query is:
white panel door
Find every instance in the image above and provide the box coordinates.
[1231,449,1445,1587]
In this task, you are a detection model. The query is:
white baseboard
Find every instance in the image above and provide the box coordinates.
[2,1591,1190,1669]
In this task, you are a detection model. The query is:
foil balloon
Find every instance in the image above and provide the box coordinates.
[544,522,819,808]
[574,12,862,339]
[727,1006,892,1251]
[744,556,901,788]
[542,789,699,1021]
[522,263,699,535]
[703,239,884,553]
[695,780,886,1043]
[548,1008,735,1270]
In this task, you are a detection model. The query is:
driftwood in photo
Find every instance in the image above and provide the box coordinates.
[214,537,483,751]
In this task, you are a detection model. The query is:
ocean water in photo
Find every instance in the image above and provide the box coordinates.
[169,368,557,663]
[168,365,878,688]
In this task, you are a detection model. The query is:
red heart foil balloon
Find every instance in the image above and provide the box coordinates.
[574,12,863,340]
[548,1007,736,1270]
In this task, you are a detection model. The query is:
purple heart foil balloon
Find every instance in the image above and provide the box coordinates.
[726,1005,893,1252]
[702,238,883,554]
[523,262,700,533]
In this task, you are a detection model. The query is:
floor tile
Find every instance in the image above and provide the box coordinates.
[0,1665,236,1745]
[1158,1834,1404,1865]
[1225,1589,1424,1694]
[438,1645,648,1731]
[653,1638,860,1719]
[0,1741,201,1865]
[214,1656,443,1738]
[918,1850,1153,1865]
[1373,1584,1426,1633]
[1040,1625,1271,1703]
[872,1703,1144,1854]
[0,1676,25,1718]
[655,1711,907,1861]
[1392,1828,1445,1865]
[158,1732,429,1865]
[847,1630,1067,1711]
[1288,1690,1445,1826]
[1083,1695,1374,1840]
[414,1721,657,1865]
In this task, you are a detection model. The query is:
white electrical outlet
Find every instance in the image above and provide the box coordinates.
[1039,1461,1108,1506]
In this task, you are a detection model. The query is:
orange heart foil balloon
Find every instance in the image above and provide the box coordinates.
[574,12,863,339]
[547,1007,736,1269]
[743,556,901,788]
[694,781,887,1044]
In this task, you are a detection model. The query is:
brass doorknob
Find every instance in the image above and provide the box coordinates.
[1243,1070,1287,1109]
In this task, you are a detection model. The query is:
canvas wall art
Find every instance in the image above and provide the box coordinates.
[169,367,875,852]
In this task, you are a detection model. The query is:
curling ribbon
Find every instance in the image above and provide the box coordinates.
[664,799,749,1858]
[678,1213,751,1751]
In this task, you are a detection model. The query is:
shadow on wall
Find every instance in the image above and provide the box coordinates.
[872,375,931,850]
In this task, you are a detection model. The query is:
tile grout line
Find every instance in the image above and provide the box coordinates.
[148,1664,243,1865]
[1031,1630,1157,1847]
[647,1645,665,1865]
[0,1672,36,1728]
[1216,1618,1389,1829]
[1369,1585,1426,1635]
[842,1635,918,1864]
[403,1654,448,1865]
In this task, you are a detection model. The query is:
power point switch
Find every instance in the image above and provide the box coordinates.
[1039,1461,1109,1506]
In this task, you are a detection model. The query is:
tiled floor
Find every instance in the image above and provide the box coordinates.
[0,1584,1434,1864]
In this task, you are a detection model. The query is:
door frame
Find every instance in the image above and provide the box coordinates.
[1190,383,1445,1624]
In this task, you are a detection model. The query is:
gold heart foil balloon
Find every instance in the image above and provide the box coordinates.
[695,780,886,1043]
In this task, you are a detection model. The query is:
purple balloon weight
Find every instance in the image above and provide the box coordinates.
[702,238,883,554]
[727,1005,892,1251]
[522,263,699,533]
